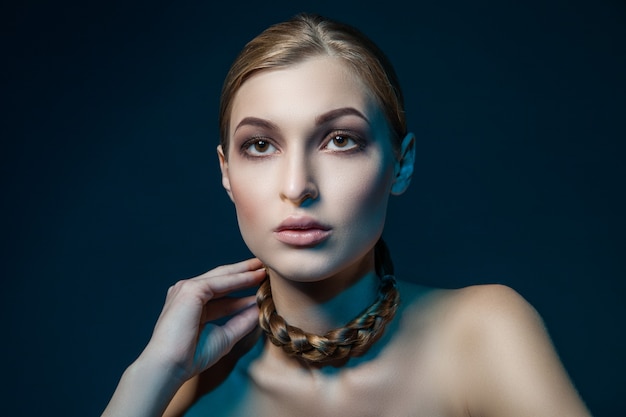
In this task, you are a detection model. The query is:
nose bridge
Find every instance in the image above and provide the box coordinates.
[280,144,318,205]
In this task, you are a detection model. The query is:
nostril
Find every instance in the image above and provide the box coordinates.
[278,157,319,205]
[280,187,319,206]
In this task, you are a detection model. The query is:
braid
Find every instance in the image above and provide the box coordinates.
[256,238,400,364]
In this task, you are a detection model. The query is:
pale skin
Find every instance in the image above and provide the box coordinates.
[102,56,591,417]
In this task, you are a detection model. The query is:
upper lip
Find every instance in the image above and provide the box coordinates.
[274,216,330,232]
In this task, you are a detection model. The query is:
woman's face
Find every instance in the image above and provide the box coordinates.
[219,56,409,282]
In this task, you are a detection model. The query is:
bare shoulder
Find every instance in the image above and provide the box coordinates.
[394,282,537,339]
[398,282,591,417]
[447,283,541,332]
[436,284,553,369]
[437,284,563,369]
[396,281,531,323]
[398,282,559,348]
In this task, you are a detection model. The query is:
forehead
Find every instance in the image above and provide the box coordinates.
[229,56,380,133]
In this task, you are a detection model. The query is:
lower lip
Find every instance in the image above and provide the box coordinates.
[274,229,331,247]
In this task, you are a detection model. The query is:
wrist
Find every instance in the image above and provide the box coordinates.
[101,354,186,417]
[110,358,181,417]
[131,349,189,391]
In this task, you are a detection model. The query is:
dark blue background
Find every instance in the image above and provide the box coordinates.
[3,0,624,415]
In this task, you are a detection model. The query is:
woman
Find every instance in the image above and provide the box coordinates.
[103,13,591,417]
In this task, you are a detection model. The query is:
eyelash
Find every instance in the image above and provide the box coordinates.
[324,130,365,153]
[239,136,276,159]
[239,130,366,158]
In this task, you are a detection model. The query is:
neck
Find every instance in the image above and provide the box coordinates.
[266,250,380,335]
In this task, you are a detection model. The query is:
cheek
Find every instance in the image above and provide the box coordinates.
[227,169,273,243]
[328,158,394,219]
[317,156,395,251]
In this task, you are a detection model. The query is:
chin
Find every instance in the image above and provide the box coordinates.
[257,245,376,284]
[261,255,337,282]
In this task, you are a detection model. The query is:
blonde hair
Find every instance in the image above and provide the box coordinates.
[257,271,399,364]
[218,13,406,158]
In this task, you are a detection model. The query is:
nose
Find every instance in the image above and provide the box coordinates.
[279,152,319,206]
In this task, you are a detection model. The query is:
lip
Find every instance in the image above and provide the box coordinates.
[274,216,332,247]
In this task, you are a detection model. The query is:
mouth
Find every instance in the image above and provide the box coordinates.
[274,216,332,247]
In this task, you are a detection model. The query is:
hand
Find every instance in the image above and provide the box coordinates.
[139,258,266,384]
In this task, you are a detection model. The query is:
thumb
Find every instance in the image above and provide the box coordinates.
[196,305,259,371]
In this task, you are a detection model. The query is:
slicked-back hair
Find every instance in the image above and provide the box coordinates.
[218,13,406,159]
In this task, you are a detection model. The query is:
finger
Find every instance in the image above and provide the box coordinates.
[197,305,260,371]
[195,258,264,280]
[200,295,257,323]
[220,304,259,342]
[196,267,266,297]
[163,267,264,314]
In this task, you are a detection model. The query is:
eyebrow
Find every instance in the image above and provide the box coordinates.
[233,107,370,134]
[233,117,278,134]
[315,107,370,126]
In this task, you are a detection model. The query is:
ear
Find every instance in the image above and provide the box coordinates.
[217,145,234,202]
[391,133,415,196]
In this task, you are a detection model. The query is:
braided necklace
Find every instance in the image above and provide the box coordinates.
[256,273,400,365]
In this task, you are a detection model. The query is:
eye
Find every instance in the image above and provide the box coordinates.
[324,132,361,152]
[242,138,278,157]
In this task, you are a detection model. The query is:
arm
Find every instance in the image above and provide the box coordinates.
[458,285,591,417]
[101,258,266,417]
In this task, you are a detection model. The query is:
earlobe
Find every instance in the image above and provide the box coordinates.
[391,133,415,196]
[217,145,234,202]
